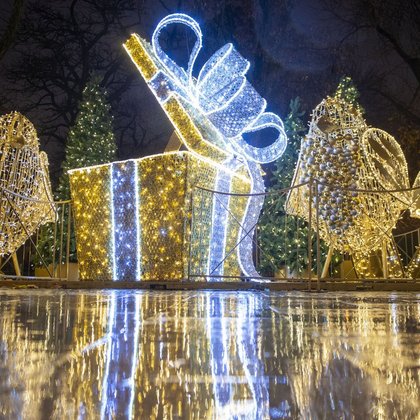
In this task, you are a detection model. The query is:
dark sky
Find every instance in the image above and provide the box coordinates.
[0,0,419,180]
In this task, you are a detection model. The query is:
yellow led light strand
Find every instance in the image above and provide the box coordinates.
[286,96,415,278]
[0,111,54,257]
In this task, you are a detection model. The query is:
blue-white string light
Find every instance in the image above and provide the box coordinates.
[150,13,288,280]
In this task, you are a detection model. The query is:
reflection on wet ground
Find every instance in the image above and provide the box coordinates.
[0,290,418,419]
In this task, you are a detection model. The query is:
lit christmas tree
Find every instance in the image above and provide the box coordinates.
[258,98,308,276]
[334,76,364,113]
[56,77,117,200]
[36,78,116,267]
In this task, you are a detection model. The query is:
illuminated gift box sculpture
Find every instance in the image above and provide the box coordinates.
[286,96,418,278]
[69,14,287,281]
[0,112,54,258]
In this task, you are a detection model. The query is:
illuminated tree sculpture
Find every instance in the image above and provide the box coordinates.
[69,13,287,281]
[286,94,417,278]
[0,112,54,272]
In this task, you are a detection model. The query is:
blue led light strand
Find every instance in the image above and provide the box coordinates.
[134,164,141,281]
[111,161,140,281]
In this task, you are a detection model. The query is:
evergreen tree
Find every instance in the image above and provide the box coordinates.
[258,98,308,276]
[270,98,306,190]
[56,77,117,200]
[334,76,364,114]
[36,78,116,267]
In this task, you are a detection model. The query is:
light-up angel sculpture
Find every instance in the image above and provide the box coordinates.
[68,13,287,281]
[286,96,418,278]
[0,112,54,274]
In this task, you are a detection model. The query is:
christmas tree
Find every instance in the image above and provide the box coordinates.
[56,77,117,200]
[334,76,364,113]
[36,78,116,267]
[258,98,308,276]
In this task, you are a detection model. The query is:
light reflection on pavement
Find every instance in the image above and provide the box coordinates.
[0,290,418,419]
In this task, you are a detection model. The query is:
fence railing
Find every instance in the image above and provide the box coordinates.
[0,185,75,280]
[1,181,419,283]
[189,180,420,285]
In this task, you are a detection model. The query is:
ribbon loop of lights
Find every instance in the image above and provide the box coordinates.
[69,13,287,281]
[0,111,54,257]
[286,96,418,278]
[148,13,286,162]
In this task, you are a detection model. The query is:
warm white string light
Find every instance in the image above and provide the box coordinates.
[286,97,416,278]
[0,111,54,257]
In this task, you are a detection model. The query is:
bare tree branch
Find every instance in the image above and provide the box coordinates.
[0,0,25,61]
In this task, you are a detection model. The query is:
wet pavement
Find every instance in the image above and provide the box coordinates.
[0,290,418,419]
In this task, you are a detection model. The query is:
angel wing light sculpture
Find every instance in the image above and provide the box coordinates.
[286,96,418,278]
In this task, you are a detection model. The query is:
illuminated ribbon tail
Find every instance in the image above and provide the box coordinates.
[207,157,243,281]
[232,112,288,280]
[236,160,265,280]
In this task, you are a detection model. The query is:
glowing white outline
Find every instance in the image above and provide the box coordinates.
[134,164,141,281]
[70,153,249,184]
[110,164,117,281]
[152,13,202,102]
[232,112,287,163]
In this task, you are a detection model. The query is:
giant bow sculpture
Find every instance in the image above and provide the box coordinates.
[124,13,287,279]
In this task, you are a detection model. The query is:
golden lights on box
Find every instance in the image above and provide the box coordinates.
[69,14,287,281]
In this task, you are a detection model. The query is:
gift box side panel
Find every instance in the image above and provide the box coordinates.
[137,153,188,280]
[69,165,114,280]
[186,155,252,280]
[185,155,218,280]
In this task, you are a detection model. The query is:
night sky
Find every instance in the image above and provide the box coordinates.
[0,0,419,183]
